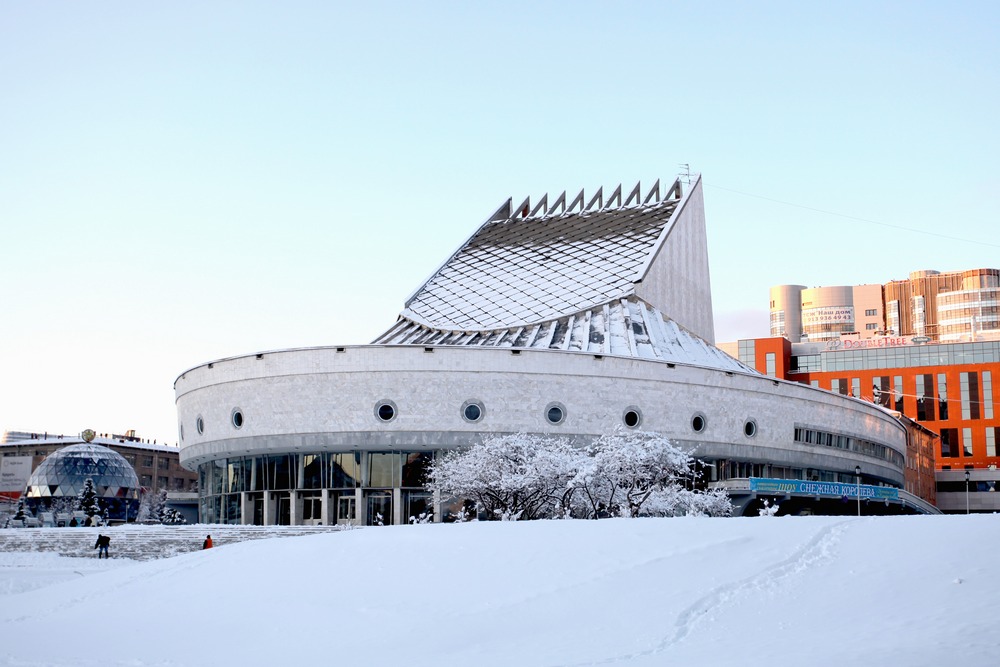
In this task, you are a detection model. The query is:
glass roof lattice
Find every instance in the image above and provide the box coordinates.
[403,200,679,331]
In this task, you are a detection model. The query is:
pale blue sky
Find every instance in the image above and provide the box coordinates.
[2,2,998,445]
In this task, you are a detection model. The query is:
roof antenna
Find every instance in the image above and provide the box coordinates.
[678,163,691,185]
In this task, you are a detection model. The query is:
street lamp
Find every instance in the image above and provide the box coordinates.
[965,470,971,514]
[855,466,862,517]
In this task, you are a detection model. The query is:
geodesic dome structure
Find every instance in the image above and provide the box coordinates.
[24,443,140,520]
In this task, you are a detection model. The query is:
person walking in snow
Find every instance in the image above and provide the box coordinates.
[202,535,213,550]
[94,534,111,559]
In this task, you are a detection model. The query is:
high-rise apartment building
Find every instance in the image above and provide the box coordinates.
[772,268,1000,343]
[770,284,883,342]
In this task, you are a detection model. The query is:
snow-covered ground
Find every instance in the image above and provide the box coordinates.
[1,515,996,666]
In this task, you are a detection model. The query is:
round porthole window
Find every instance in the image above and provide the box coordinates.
[462,400,485,423]
[623,407,642,428]
[375,400,397,423]
[545,402,566,425]
[692,413,707,433]
[231,408,244,430]
[744,419,758,438]
[196,415,204,435]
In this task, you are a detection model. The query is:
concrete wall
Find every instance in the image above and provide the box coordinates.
[175,345,907,486]
[635,177,716,344]
[770,284,805,341]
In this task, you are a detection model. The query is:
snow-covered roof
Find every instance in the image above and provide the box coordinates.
[398,180,683,332]
[0,434,181,454]
[373,176,745,371]
[377,296,753,373]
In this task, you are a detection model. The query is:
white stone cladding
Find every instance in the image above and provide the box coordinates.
[175,345,907,487]
[634,176,715,343]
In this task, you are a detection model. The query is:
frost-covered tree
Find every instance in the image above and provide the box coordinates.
[429,429,732,521]
[154,489,171,523]
[136,489,158,522]
[573,428,694,518]
[679,487,733,517]
[161,507,186,525]
[427,433,581,520]
[408,510,434,524]
[77,478,102,519]
[758,498,780,517]
[50,496,76,517]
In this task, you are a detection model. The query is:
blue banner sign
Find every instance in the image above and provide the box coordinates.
[749,477,899,501]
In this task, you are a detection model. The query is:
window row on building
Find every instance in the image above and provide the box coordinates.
[197,451,437,526]
[792,426,904,468]
[185,405,758,440]
[791,341,1000,374]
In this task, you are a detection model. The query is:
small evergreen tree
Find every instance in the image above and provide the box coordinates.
[154,489,170,523]
[77,478,102,519]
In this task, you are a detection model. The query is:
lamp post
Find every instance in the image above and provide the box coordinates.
[965,470,971,514]
[855,466,862,517]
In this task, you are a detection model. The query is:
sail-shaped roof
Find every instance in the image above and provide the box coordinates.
[373,175,751,372]
[400,190,680,331]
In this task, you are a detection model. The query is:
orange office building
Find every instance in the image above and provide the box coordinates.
[729,268,1000,513]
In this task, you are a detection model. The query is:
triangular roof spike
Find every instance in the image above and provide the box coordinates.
[548,191,567,215]
[514,196,530,218]
[666,178,683,200]
[530,193,549,218]
[586,187,603,211]
[489,197,513,222]
[604,184,622,209]
[568,188,586,212]
[624,182,642,207]
[643,179,661,205]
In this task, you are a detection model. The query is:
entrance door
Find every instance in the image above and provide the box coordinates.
[275,493,291,525]
[365,491,392,526]
[337,495,356,525]
[251,493,264,525]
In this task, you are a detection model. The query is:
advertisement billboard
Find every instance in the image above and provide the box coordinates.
[0,456,33,499]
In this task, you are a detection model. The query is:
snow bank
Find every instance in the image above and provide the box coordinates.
[0,516,996,666]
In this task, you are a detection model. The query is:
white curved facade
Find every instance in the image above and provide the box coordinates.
[176,175,915,523]
[175,345,908,523]
[178,344,905,469]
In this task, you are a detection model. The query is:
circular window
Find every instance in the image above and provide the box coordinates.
[692,413,707,433]
[375,400,397,423]
[462,400,485,423]
[623,407,642,428]
[196,416,204,435]
[744,419,758,438]
[545,402,566,425]
[231,408,244,430]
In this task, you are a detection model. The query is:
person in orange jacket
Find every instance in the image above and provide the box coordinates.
[202,534,213,550]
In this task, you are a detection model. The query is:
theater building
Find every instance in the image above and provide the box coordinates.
[175,175,938,524]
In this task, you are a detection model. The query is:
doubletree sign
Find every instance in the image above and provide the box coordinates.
[80,429,96,443]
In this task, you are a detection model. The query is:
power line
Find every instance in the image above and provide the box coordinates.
[706,183,1000,250]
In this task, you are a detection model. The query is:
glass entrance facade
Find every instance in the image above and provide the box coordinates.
[197,450,435,526]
